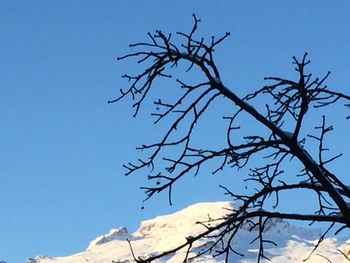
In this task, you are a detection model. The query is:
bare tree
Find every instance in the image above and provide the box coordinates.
[110,15,350,262]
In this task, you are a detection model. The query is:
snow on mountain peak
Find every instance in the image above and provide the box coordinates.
[87,227,130,250]
[29,201,350,263]
[135,201,232,238]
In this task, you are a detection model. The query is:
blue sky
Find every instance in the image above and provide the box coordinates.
[1,1,350,262]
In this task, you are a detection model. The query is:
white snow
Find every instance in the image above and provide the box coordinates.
[213,77,222,85]
[281,130,294,139]
[87,227,130,250]
[29,201,350,263]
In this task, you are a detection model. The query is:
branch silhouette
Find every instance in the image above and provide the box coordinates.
[112,14,350,262]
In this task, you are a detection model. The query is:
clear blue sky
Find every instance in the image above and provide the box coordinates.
[1,1,350,262]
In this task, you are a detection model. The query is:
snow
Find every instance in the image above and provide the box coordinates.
[87,227,130,250]
[213,77,222,85]
[281,130,294,139]
[29,201,350,263]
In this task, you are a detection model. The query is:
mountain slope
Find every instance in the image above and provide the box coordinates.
[29,202,350,263]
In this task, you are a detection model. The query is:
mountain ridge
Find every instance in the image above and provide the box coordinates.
[28,201,350,263]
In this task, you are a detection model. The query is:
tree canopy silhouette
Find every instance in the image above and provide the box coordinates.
[111,15,350,262]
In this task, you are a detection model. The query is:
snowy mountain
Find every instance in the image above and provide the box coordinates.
[28,202,350,263]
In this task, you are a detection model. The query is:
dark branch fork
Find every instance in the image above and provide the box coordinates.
[112,14,350,262]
